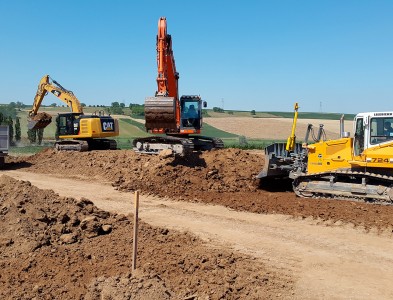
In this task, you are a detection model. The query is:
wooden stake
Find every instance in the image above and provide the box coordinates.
[132,190,139,271]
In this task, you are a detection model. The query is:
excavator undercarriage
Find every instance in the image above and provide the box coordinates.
[55,138,117,152]
[133,135,224,155]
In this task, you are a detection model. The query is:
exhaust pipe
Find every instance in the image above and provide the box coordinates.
[340,114,344,138]
[339,114,350,138]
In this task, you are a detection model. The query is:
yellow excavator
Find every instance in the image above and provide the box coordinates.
[28,75,119,151]
[258,103,393,204]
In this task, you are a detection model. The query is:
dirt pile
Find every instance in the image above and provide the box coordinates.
[7,148,393,230]
[0,175,293,299]
[10,148,262,196]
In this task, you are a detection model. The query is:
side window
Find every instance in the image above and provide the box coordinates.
[354,118,364,156]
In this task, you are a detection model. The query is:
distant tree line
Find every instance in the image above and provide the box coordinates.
[129,103,144,116]
[106,101,126,115]
[213,107,224,113]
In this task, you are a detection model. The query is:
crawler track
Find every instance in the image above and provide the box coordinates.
[293,169,393,205]
[133,135,224,155]
[55,139,117,151]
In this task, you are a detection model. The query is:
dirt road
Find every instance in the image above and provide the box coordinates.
[5,170,393,300]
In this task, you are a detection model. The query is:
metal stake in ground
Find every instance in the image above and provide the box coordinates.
[132,190,139,271]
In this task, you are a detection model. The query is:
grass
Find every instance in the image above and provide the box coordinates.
[198,123,238,138]
[223,138,285,150]
[117,118,150,138]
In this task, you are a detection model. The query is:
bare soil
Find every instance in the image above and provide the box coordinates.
[0,175,290,300]
[2,148,393,299]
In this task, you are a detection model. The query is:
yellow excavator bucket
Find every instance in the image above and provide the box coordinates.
[27,112,52,130]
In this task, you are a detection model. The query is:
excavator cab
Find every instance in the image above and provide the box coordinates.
[56,113,82,136]
[180,96,204,130]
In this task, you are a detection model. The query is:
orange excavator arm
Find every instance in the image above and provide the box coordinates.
[154,17,181,128]
[156,17,179,99]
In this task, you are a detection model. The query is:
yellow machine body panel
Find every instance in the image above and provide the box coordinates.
[58,118,119,140]
[306,138,353,173]
[307,138,393,173]
[351,141,393,168]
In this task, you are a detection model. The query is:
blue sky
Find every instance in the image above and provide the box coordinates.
[0,0,392,114]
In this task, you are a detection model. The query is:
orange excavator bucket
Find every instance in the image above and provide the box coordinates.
[27,112,52,130]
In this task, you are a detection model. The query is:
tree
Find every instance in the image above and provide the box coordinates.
[50,103,57,107]
[7,116,14,146]
[120,103,125,108]
[213,107,224,113]
[16,101,26,109]
[250,110,256,116]
[27,129,37,144]
[37,128,44,145]
[109,102,124,115]
[129,103,144,116]
[81,103,86,107]
[15,117,21,142]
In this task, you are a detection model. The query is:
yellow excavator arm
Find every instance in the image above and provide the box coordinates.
[29,75,83,117]
[28,75,84,130]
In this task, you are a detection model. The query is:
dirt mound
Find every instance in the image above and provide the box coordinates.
[10,148,262,195]
[0,175,292,299]
[7,148,393,230]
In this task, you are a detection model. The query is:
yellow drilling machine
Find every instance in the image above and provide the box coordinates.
[258,103,393,204]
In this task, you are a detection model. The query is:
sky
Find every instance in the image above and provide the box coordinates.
[0,0,392,114]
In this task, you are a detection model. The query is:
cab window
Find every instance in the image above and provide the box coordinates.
[370,117,393,144]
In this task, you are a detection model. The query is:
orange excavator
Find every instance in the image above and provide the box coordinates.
[133,17,224,155]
